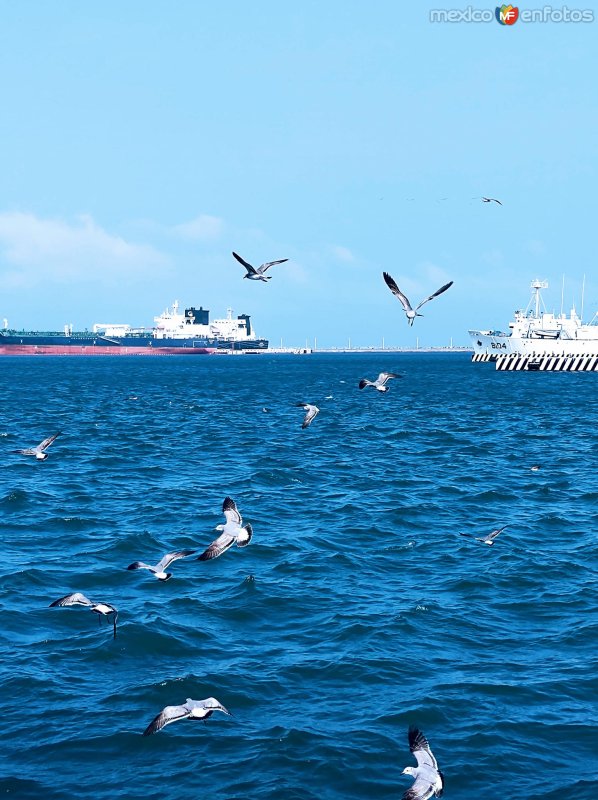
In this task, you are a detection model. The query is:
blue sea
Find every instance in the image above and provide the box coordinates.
[0,353,596,800]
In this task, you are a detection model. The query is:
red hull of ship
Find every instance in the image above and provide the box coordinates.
[0,345,216,356]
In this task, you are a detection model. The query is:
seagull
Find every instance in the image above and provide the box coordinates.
[459,525,507,546]
[49,592,118,638]
[481,197,502,205]
[232,251,288,282]
[530,465,540,472]
[13,432,61,460]
[197,497,253,561]
[127,549,197,581]
[382,273,453,326]
[295,402,319,428]
[359,372,402,392]
[401,726,444,800]
[143,697,231,736]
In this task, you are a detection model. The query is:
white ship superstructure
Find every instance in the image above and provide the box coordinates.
[154,301,268,349]
[470,280,598,371]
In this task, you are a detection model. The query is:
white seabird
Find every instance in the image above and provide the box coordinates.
[232,251,288,282]
[296,402,319,428]
[401,725,444,800]
[459,524,507,546]
[359,372,402,392]
[197,497,253,561]
[49,592,118,638]
[143,696,231,736]
[127,549,197,581]
[13,431,61,461]
[383,273,453,326]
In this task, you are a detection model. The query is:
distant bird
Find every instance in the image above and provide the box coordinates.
[127,549,197,581]
[296,402,319,428]
[197,497,253,561]
[459,525,507,546]
[359,372,402,392]
[13,432,61,461]
[481,197,502,205]
[383,273,453,326]
[401,726,445,800]
[49,592,118,638]
[530,465,540,472]
[143,697,231,736]
[232,251,288,282]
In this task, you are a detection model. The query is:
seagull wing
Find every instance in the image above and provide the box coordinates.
[383,272,413,313]
[409,727,439,771]
[488,525,507,541]
[142,704,191,736]
[232,252,258,275]
[37,432,61,452]
[258,258,289,274]
[156,549,197,571]
[198,531,236,561]
[237,522,252,548]
[127,561,154,572]
[378,372,401,386]
[49,592,94,608]
[415,282,454,311]
[13,448,36,455]
[359,379,373,389]
[402,777,436,800]
[222,496,242,526]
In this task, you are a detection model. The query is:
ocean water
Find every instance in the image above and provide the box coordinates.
[0,352,596,800]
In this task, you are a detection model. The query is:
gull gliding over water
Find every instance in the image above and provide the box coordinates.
[232,251,288,282]
[197,497,253,561]
[296,402,319,428]
[49,592,118,638]
[382,273,453,326]
[13,432,61,460]
[143,697,231,736]
[401,726,444,800]
[459,525,507,546]
[359,372,402,392]
[127,549,197,581]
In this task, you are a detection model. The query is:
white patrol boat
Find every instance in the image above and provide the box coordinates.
[470,280,598,371]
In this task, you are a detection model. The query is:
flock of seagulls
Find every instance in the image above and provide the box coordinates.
[22,242,516,792]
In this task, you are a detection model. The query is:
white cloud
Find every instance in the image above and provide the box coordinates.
[0,211,169,288]
[173,214,225,240]
[330,245,355,262]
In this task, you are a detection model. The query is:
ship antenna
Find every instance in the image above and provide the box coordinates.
[581,273,586,322]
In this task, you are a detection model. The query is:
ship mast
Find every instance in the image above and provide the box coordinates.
[530,279,548,318]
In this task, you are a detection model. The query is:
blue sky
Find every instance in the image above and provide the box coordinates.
[0,1,595,347]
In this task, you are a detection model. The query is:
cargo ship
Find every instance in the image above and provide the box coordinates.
[469,280,598,371]
[0,301,269,355]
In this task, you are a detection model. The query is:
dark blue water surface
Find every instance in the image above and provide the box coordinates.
[0,353,596,800]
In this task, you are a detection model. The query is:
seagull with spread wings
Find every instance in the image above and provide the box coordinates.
[13,431,61,460]
[401,726,444,800]
[383,273,453,326]
[359,372,402,393]
[49,592,118,638]
[232,251,288,282]
[127,549,197,581]
[481,196,502,205]
[142,697,231,736]
[459,524,508,546]
[197,497,253,561]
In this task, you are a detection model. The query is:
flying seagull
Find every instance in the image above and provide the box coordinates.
[481,197,502,205]
[49,592,118,638]
[197,497,253,561]
[127,549,197,581]
[401,726,444,800]
[459,525,507,546]
[295,402,319,429]
[382,273,453,326]
[232,251,288,282]
[13,432,61,460]
[143,696,231,736]
[359,372,402,392]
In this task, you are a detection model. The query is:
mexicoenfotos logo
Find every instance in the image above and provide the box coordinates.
[496,4,519,23]
[429,6,594,23]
